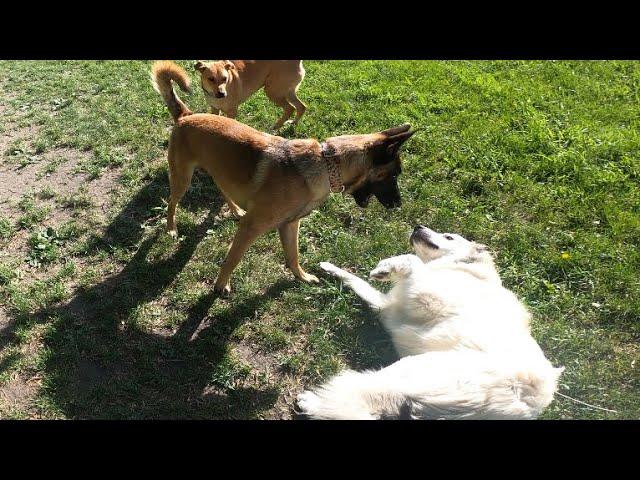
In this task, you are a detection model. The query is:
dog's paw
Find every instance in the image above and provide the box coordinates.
[320,262,350,279]
[220,204,246,220]
[213,282,231,297]
[232,208,246,219]
[369,266,391,281]
[300,272,320,283]
[319,262,341,276]
[295,391,321,418]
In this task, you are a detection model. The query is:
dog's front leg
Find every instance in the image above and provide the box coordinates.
[224,107,238,119]
[214,213,271,295]
[369,254,423,282]
[279,219,318,283]
[320,262,386,310]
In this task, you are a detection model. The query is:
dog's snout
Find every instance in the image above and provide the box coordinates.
[216,92,226,98]
[414,224,425,232]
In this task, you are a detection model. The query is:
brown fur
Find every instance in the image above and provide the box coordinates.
[194,60,306,130]
[151,61,416,295]
[151,61,192,122]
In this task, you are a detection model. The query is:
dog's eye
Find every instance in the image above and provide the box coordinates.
[444,234,454,241]
[208,77,216,82]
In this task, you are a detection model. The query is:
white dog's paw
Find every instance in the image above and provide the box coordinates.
[320,262,343,277]
[295,391,322,417]
[370,264,392,281]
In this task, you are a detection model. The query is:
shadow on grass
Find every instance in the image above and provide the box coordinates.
[19,169,292,418]
[344,309,398,371]
[3,166,397,419]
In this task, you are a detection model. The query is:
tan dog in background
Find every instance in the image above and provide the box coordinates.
[194,60,306,130]
[151,61,417,295]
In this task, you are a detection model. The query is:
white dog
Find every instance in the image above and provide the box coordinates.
[296,225,564,419]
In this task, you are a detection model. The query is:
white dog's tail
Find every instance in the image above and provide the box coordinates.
[297,351,564,420]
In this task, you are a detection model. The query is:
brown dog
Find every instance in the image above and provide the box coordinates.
[194,60,306,130]
[151,61,417,295]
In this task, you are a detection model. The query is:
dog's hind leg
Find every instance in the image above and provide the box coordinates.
[287,90,306,126]
[216,184,245,219]
[320,262,386,310]
[213,212,272,295]
[296,370,408,420]
[279,219,318,283]
[266,91,295,130]
[166,151,195,238]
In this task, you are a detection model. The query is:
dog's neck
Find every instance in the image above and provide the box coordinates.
[320,142,344,193]
[427,249,501,283]
[320,138,371,195]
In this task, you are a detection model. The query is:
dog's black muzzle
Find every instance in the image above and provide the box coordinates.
[352,178,402,209]
[410,225,438,249]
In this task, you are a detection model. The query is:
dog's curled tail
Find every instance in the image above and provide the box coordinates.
[151,61,193,122]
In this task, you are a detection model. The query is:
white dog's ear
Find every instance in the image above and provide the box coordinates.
[224,61,235,70]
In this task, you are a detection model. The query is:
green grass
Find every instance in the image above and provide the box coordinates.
[0,217,14,240]
[0,60,638,419]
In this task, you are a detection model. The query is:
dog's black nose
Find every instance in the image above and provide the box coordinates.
[414,224,424,232]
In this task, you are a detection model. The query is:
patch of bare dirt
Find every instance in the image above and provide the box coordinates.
[1,92,122,287]
[0,306,12,339]
[0,147,118,220]
[232,341,299,419]
[0,373,40,415]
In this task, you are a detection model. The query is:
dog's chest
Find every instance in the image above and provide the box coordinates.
[282,197,325,223]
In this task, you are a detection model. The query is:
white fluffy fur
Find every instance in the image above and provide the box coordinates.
[297,226,564,420]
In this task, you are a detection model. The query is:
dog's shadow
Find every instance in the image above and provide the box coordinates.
[346,307,398,371]
[4,166,398,419]
[8,168,294,419]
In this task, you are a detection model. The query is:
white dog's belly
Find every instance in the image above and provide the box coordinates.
[380,270,534,357]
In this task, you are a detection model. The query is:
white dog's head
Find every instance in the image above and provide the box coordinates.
[410,225,489,263]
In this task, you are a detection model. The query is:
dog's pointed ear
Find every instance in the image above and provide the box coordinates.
[385,128,419,155]
[380,123,411,137]
[224,61,236,71]
[194,61,206,72]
